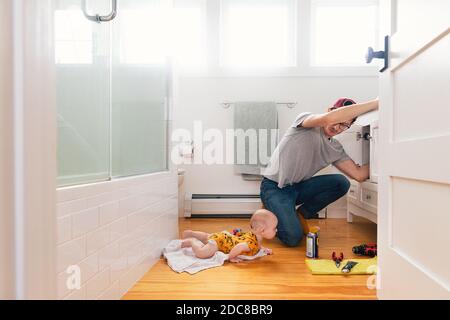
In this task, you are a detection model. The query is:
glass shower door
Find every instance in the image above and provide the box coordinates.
[56,0,169,187]
[111,0,169,178]
[55,0,111,186]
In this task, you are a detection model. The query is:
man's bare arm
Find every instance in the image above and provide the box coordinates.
[301,98,379,128]
[334,159,370,183]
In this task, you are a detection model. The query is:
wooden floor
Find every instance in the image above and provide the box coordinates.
[123,216,377,300]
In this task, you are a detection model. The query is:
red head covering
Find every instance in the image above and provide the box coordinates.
[331,97,358,124]
[333,97,356,109]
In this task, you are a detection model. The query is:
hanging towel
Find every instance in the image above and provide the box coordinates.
[233,102,278,177]
[163,239,268,274]
[305,257,378,275]
[241,173,264,181]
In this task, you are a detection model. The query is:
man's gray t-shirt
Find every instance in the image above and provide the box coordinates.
[262,112,351,188]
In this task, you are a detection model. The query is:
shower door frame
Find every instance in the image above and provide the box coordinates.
[0,0,15,300]
[4,0,58,299]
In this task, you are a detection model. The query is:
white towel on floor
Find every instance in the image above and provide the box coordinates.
[163,239,268,274]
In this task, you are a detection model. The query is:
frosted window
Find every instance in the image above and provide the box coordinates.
[55,9,92,64]
[221,0,297,67]
[119,0,206,66]
[311,0,379,66]
[172,1,206,67]
[119,9,169,65]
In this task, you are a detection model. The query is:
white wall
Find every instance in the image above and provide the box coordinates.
[56,171,177,300]
[174,76,378,198]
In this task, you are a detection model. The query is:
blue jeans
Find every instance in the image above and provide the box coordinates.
[260,175,350,247]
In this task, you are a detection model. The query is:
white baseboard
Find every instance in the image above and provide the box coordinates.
[184,194,349,219]
[190,196,261,216]
[326,207,347,219]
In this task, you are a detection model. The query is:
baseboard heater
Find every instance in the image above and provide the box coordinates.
[188,194,262,218]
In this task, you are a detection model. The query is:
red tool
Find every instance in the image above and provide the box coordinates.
[332,252,344,268]
[352,243,377,257]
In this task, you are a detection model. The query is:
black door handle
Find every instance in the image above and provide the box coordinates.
[366,48,385,63]
[366,35,389,72]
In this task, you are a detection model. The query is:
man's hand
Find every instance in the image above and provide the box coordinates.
[334,159,369,183]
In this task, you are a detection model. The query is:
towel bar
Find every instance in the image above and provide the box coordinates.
[221,102,297,109]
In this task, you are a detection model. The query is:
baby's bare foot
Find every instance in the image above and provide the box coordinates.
[182,230,194,239]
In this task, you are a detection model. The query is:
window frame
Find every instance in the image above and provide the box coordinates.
[309,0,380,68]
[219,0,298,69]
[178,0,380,78]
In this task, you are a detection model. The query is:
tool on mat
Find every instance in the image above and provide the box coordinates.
[341,261,358,273]
[352,243,377,257]
[332,252,344,268]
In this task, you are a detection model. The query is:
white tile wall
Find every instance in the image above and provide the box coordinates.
[86,226,110,256]
[72,208,99,238]
[97,281,121,300]
[99,201,119,225]
[57,171,178,300]
[57,216,72,244]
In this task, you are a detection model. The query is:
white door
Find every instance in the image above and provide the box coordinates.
[377,0,450,299]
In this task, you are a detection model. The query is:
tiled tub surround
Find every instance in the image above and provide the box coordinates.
[56,171,178,300]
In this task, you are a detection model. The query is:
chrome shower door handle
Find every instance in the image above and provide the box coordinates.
[82,0,117,23]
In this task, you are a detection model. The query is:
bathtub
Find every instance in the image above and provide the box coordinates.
[56,171,178,299]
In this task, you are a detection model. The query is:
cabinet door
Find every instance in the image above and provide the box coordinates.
[370,120,379,182]
[335,126,364,165]
[347,180,360,202]
[360,184,377,214]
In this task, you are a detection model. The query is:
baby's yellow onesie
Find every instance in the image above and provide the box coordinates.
[208,230,259,256]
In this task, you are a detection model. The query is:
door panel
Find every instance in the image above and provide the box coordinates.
[378,0,450,299]
[391,178,450,289]
[386,135,450,184]
[391,0,450,69]
[393,34,450,141]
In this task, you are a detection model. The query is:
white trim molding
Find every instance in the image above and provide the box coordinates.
[10,0,57,299]
[0,0,16,300]
[176,0,380,78]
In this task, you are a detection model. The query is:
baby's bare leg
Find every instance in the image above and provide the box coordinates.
[181,238,197,248]
[191,241,217,259]
[182,230,210,244]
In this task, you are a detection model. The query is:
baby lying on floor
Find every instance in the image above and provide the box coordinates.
[181,209,278,263]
